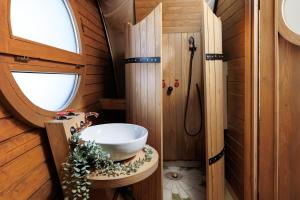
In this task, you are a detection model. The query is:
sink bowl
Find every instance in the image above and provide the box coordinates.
[79,123,148,161]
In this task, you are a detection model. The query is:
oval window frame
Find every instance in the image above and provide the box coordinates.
[0,0,86,128]
[279,0,300,46]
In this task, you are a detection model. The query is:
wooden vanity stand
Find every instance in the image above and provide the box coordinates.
[45,112,85,176]
[45,112,159,199]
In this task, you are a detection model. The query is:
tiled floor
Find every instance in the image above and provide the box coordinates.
[163,166,205,200]
[163,164,234,200]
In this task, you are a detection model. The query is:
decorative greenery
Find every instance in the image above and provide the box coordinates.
[62,133,153,200]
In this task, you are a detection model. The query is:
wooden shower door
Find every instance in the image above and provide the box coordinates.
[125,4,163,200]
[202,2,225,200]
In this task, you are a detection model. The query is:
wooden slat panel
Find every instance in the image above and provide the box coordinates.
[228,94,244,120]
[228,82,245,95]
[1,162,52,200]
[0,106,9,119]
[277,36,300,199]
[217,0,237,16]
[223,33,245,60]
[222,9,244,35]
[225,134,243,158]
[225,164,244,198]
[227,58,245,82]
[154,6,163,199]
[0,118,32,142]
[215,14,225,200]
[135,0,202,33]
[140,18,148,129]
[82,93,102,107]
[85,74,104,85]
[203,2,225,200]
[162,32,203,161]
[217,0,244,22]
[135,22,142,126]
[0,145,48,193]
[0,130,43,166]
[78,0,115,109]
[99,98,126,110]
[125,4,163,200]
[28,179,60,200]
[163,33,177,160]
[216,0,247,198]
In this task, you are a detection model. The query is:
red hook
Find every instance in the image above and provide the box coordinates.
[66,108,76,116]
[162,80,166,88]
[57,111,67,116]
[174,79,180,88]
[56,111,68,120]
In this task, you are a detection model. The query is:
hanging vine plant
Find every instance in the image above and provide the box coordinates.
[61,133,153,200]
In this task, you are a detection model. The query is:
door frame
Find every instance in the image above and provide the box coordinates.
[244,0,259,199]
[257,0,281,199]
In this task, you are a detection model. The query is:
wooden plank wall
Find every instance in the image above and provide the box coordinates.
[216,0,248,199]
[79,0,116,108]
[0,0,115,199]
[135,0,202,33]
[202,3,224,199]
[125,4,163,200]
[162,32,204,161]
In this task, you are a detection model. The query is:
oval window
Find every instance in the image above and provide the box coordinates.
[282,0,300,35]
[10,0,80,53]
[9,0,81,112]
[0,0,84,127]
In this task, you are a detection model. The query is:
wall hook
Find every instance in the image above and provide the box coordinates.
[162,80,166,88]
[174,79,180,88]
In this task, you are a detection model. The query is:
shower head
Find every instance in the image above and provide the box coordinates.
[189,36,197,52]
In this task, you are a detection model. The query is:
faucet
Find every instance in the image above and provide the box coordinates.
[76,112,99,133]
[85,112,99,120]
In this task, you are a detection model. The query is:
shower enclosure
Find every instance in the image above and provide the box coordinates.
[125,2,224,200]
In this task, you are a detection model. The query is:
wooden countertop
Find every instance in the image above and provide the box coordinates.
[88,147,159,189]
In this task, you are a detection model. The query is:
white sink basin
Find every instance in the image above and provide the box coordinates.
[79,123,148,161]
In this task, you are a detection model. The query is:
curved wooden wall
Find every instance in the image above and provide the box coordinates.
[125,4,163,200]
[216,0,253,199]
[0,0,115,198]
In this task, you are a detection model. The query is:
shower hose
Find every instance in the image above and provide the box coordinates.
[184,36,203,137]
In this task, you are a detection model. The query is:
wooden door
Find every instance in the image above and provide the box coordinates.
[259,0,300,199]
[202,2,225,200]
[125,4,163,200]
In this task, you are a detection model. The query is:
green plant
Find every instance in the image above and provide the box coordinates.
[62,133,153,200]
